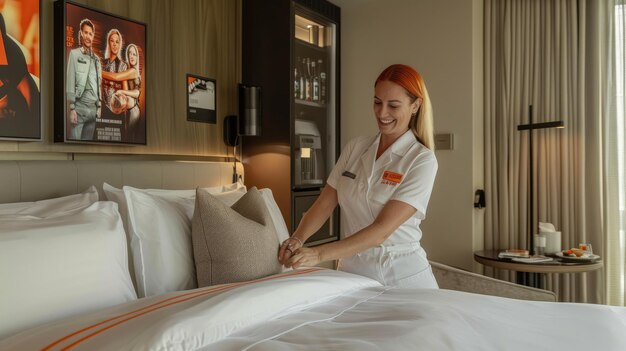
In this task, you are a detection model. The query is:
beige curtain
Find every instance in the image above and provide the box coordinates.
[603,0,626,307]
[484,0,604,303]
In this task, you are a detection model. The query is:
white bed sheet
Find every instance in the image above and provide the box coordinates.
[2,268,625,351]
[211,287,626,351]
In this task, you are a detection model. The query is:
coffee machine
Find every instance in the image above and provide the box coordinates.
[294,119,324,188]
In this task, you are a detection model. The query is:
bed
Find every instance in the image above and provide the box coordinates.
[1,160,625,351]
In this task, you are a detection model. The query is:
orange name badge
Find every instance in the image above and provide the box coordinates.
[382,171,403,184]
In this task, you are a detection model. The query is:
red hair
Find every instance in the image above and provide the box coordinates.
[374,64,434,149]
[375,64,424,102]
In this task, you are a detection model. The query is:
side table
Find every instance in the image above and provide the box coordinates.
[474,250,603,289]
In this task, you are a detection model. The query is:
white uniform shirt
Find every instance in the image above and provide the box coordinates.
[327,130,437,245]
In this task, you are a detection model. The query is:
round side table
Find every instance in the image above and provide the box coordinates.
[474,250,603,288]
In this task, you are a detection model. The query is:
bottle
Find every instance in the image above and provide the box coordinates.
[318,59,326,104]
[312,60,319,102]
[299,58,306,100]
[294,57,300,100]
[305,58,312,101]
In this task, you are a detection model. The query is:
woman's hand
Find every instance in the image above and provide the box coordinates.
[283,246,322,269]
[278,237,303,265]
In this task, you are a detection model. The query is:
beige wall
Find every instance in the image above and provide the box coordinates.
[0,0,240,160]
[331,0,484,270]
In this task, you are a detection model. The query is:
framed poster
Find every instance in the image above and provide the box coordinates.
[186,74,216,124]
[0,0,41,140]
[54,0,146,144]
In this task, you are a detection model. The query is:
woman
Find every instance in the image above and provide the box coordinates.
[279,64,438,288]
[101,29,127,117]
[103,44,141,140]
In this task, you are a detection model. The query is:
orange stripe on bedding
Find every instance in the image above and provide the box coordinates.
[42,268,321,351]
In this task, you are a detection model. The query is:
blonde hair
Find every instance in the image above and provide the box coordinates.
[104,28,123,59]
[375,64,435,150]
[125,43,140,72]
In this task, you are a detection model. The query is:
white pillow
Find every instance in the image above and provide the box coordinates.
[103,182,247,294]
[259,188,290,244]
[122,185,290,297]
[102,182,245,233]
[123,186,248,297]
[0,186,98,218]
[0,201,136,339]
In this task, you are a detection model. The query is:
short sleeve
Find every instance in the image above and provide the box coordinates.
[390,150,438,219]
[326,139,357,189]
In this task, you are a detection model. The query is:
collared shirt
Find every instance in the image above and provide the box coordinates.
[327,129,438,245]
[81,51,99,103]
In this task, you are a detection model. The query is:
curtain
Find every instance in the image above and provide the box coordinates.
[484,0,604,303]
[604,0,626,307]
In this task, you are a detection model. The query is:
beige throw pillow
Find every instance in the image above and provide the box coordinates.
[192,187,282,287]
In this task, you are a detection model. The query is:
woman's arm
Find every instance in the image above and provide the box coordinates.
[102,68,139,82]
[277,185,337,264]
[284,200,417,268]
[115,89,140,99]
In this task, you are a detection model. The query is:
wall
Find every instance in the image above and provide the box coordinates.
[0,0,240,160]
[330,0,484,270]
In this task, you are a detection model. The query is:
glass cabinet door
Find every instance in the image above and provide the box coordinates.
[292,7,337,191]
[291,4,339,245]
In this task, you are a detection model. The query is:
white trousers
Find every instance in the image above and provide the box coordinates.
[337,242,439,289]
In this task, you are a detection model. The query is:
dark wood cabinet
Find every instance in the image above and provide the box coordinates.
[242,0,340,245]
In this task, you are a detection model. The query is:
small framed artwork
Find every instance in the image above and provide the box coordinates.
[0,0,42,141]
[54,0,147,144]
[186,74,216,124]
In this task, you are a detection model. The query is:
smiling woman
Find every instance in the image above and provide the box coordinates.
[278,64,439,289]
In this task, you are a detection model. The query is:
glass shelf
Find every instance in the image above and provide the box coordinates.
[295,99,326,108]
[295,38,328,52]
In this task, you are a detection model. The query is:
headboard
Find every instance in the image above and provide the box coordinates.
[0,160,243,203]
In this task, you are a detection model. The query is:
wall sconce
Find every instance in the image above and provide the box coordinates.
[223,84,262,182]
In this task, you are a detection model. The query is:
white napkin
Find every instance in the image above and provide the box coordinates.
[539,222,556,232]
[538,222,562,254]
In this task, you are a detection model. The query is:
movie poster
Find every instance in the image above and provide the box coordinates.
[57,1,146,144]
[0,0,41,140]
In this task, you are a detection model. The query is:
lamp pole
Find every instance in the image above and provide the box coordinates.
[528,105,534,255]
[517,105,565,256]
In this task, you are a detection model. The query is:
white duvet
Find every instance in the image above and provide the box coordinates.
[2,268,625,351]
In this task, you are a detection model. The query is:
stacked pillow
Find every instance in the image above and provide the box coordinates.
[192,187,283,286]
[103,182,290,297]
[0,182,291,338]
[0,185,98,218]
[0,188,136,339]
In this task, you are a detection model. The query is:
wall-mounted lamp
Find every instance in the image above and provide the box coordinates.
[223,84,262,182]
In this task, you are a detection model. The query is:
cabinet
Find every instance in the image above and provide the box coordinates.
[242,0,340,246]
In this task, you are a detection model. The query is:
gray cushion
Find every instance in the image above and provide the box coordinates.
[192,187,282,287]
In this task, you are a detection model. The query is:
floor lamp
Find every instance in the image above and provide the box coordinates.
[517,105,564,255]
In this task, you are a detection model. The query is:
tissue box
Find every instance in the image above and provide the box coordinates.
[543,231,561,254]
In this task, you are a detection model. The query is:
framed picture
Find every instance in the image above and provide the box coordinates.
[186,74,216,124]
[54,0,147,144]
[0,0,42,141]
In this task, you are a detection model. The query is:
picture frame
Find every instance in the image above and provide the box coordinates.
[0,0,42,141]
[54,0,147,145]
[186,74,216,124]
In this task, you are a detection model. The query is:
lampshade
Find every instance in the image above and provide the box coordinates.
[238,84,261,136]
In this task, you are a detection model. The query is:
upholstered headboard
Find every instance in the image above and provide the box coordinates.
[0,160,243,203]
